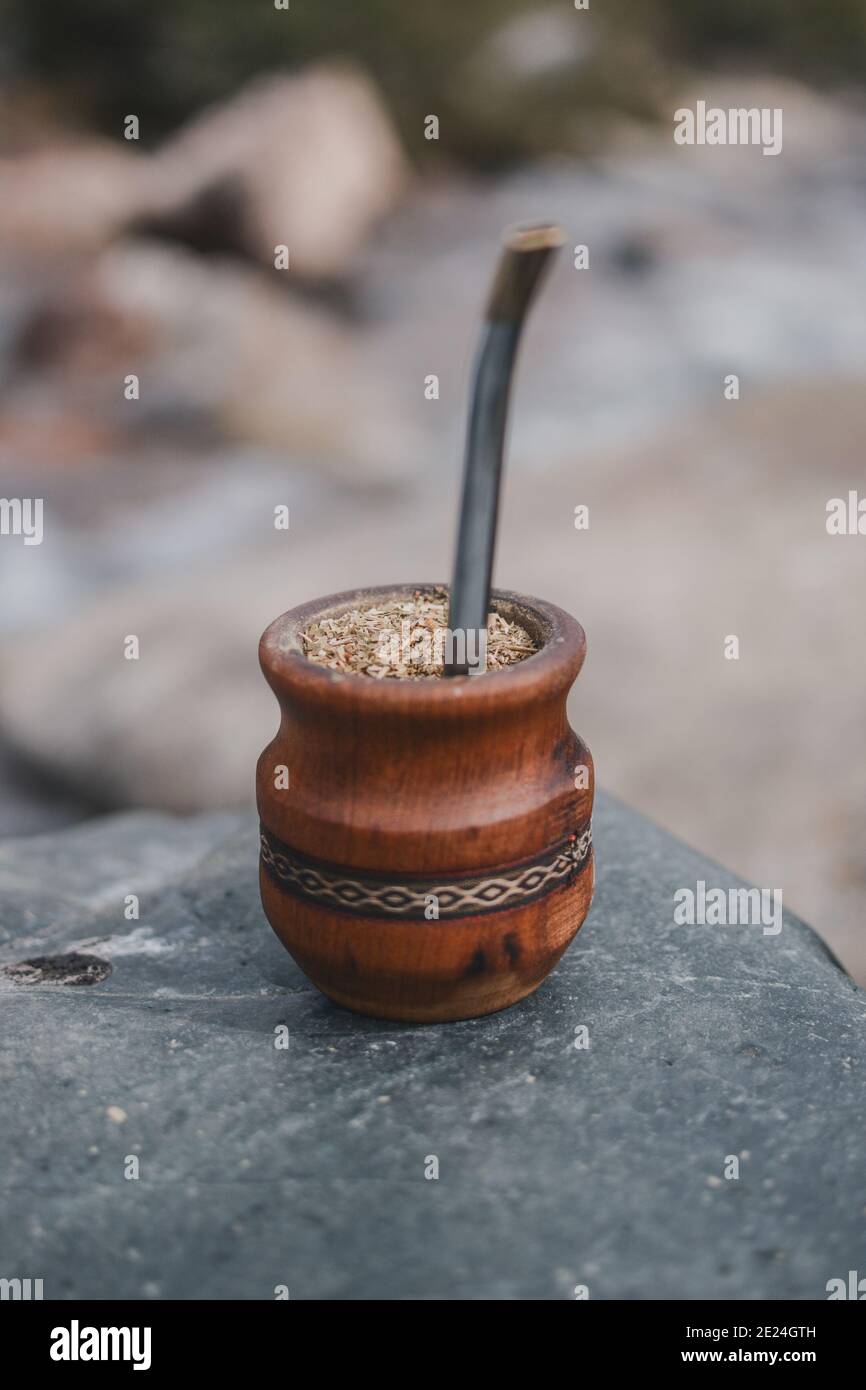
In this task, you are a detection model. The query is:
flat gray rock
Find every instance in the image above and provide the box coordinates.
[0,793,863,1301]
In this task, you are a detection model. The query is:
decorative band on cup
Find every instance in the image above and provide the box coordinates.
[259,823,592,922]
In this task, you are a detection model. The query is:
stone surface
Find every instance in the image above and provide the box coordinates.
[0,793,863,1300]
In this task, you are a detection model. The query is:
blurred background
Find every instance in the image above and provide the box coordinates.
[0,1,864,977]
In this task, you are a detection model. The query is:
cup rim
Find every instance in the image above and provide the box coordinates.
[259,582,586,713]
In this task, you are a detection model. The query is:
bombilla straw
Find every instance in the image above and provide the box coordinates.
[445,223,564,677]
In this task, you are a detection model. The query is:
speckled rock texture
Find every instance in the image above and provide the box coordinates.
[0,792,863,1300]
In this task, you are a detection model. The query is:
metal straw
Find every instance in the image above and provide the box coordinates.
[445,223,564,676]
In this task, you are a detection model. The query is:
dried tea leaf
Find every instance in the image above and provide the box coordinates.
[301,587,537,679]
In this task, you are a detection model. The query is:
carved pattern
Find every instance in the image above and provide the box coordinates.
[260,824,592,921]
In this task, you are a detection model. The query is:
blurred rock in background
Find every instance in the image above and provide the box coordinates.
[0,1,865,981]
[0,63,407,271]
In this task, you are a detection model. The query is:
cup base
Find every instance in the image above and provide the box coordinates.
[311,976,548,1024]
